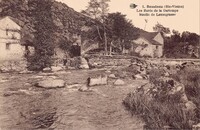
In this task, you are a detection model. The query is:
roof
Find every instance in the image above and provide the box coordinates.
[0,16,23,28]
[138,31,163,45]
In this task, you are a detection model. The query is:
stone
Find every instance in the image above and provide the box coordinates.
[48,76,58,79]
[114,79,125,85]
[193,123,200,130]
[51,66,63,72]
[78,85,91,92]
[31,75,44,79]
[19,70,31,74]
[185,101,196,111]
[79,57,89,69]
[35,79,65,89]
[133,74,143,80]
[105,70,111,73]
[24,83,32,87]
[0,79,9,83]
[164,71,170,77]
[88,75,108,86]
[43,67,52,72]
[67,84,82,89]
[181,93,189,103]
[54,71,69,75]
[109,74,116,78]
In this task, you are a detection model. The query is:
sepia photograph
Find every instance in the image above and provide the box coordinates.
[0,0,200,129]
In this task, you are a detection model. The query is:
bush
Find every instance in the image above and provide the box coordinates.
[123,92,196,129]
[27,54,53,71]
[123,67,200,129]
[173,68,200,105]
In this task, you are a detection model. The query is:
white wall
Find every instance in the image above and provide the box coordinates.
[0,43,25,61]
[153,33,164,45]
[0,16,23,61]
[133,37,163,58]
[134,38,154,57]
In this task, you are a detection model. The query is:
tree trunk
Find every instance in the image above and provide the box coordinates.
[96,25,103,40]
[104,32,108,55]
[109,41,113,55]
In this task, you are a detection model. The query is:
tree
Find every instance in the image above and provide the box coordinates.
[82,0,110,55]
[105,12,139,54]
[27,0,56,70]
[153,22,170,36]
[171,29,181,42]
[0,0,28,18]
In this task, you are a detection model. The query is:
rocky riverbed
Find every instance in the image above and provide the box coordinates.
[0,69,146,130]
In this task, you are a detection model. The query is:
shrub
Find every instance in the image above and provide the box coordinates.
[123,92,196,129]
[173,68,200,105]
[27,54,53,71]
[123,66,200,129]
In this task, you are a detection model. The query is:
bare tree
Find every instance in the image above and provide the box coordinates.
[82,0,110,55]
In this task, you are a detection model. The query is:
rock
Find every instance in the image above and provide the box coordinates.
[24,83,32,87]
[133,74,143,80]
[105,70,111,73]
[79,57,89,69]
[67,84,82,89]
[19,70,33,74]
[164,71,170,77]
[51,66,63,72]
[114,79,125,85]
[35,79,65,89]
[43,67,52,72]
[0,78,9,83]
[0,67,9,73]
[31,75,44,79]
[109,74,116,78]
[3,89,39,97]
[136,83,154,97]
[48,76,58,79]
[78,85,91,92]
[185,101,196,111]
[54,71,69,75]
[93,62,98,66]
[88,75,108,86]
[181,93,189,103]
[163,126,172,129]
[193,123,200,130]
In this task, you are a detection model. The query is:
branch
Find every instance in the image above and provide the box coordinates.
[96,25,103,40]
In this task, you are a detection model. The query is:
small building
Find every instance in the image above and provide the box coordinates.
[0,16,25,61]
[131,31,164,58]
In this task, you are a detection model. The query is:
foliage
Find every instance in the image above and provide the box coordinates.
[82,0,110,54]
[105,12,139,50]
[82,0,110,22]
[123,67,200,129]
[0,0,102,55]
[27,0,56,70]
[153,22,170,36]
[153,23,200,58]
[173,68,200,106]
[123,93,193,129]
[164,30,200,58]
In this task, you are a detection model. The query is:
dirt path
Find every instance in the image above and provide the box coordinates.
[0,70,146,130]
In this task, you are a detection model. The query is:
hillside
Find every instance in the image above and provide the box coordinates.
[0,0,101,46]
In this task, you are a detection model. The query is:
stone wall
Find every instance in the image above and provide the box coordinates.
[87,55,133,68]
[0,59,27,72]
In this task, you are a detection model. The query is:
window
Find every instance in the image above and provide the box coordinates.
[6,29,8,36]
[6,43,11,50]
[11,34,16,39]
[156,45,159,49]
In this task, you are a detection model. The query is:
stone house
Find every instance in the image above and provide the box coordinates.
[131,31,164,58]
[0,16,25,61]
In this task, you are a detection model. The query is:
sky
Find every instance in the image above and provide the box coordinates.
[57,0,200,35]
